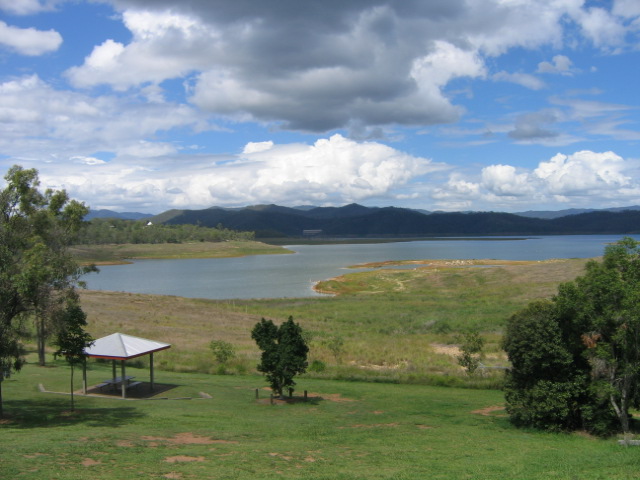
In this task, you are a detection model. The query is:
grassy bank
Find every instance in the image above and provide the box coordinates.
[1,359,638,479]
[76,257,591,386]
[70,240,292,265]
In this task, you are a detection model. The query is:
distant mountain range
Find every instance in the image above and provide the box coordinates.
[514,206,640,219]
[86,209,153,220]
[137,204,640,238]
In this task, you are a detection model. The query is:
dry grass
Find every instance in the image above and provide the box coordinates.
[77,257,592,382]
[71,241,291,265]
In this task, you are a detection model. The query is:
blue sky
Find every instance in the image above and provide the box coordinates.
[1,0,639,213]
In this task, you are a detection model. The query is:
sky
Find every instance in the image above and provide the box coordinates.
[0,0,639,214]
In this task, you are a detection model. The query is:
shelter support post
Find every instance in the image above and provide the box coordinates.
[112,360,116,384]
[82,358,87,395]
[121,360,127,399]
[150,352,155,391]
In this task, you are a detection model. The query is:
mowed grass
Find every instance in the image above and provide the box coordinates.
[1,358,639,480]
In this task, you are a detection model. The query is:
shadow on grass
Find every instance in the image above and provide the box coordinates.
[84,382,181,399]
[1,399,145,429]
[255,394,325,406]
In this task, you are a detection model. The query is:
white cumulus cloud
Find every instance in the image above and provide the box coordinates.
[537,55,575,75]
[22,134,445,212]
[0,0,57,15]
[432,150,640,211]
[0,21,62,56]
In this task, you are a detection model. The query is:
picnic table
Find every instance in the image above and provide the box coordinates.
[97,375,138,391]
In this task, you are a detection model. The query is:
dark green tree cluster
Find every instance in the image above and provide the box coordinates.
[0,165,93,416]
[74,218,254,245]
[503,237,640,436]
[251,316,309,397]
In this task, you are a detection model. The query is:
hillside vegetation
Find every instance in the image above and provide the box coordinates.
[70,218,289,264]
[150,203,640,237]
[75,217,255,244]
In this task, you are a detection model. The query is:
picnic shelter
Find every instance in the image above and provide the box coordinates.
[83,333,171,398]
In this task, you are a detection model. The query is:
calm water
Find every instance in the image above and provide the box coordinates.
[84,235,638,300]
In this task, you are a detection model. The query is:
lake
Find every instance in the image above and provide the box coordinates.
[84,235,638,300]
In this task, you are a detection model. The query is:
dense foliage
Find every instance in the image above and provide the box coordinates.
[251,316,309,397]
[74,218,255,244]
[503,237,640,436]
[0,165,93,416]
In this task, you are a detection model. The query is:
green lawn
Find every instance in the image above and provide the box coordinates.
[1,358,638,479]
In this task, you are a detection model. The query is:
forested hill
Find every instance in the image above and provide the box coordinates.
[150,204,640,238]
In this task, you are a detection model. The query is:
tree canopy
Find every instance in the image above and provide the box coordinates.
[503,237,640,436]
[251,316,309,397]
[53,301,94,411]
[0,165,93,415]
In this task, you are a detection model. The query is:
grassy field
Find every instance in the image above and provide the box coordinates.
[70,241,292,265]
[74,257,591,387]
[1,357,638,480]
[4,251,639,478]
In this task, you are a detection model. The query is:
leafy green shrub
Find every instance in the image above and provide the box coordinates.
[308,359,327,373]
[209,340,236,364]
[456,331,484,374]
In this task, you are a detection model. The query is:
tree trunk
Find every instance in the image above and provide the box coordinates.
[37,313,46,366]
[611,393,629,434]
[70,364,75,412]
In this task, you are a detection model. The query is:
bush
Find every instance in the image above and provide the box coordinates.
[308,360,327,373]
[209,340,236,364]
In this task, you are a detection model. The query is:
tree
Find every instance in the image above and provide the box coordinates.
[503,238,640,436]
[0,321,26,419]
[210,339,236,364]
[53,301,94,411]
[325,335,345,365]
[503,300,590,432]
[251,316,309,397]
[555,237,640,436]
[0,165,93,367]
[456,331,484,375]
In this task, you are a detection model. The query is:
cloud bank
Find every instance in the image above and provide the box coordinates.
[0,0,639,213]
[64,0,638,132]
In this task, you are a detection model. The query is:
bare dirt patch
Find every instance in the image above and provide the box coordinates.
[164,455,206,463]
[310,392,355,403]
[23,453,47,459]
[472,405,506,416]
[256,391,355,405]
[431,343,461,357]
[141,433,237,445]
[269,452,293,461]
[339,422,400,429]
[81,458,102,467]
